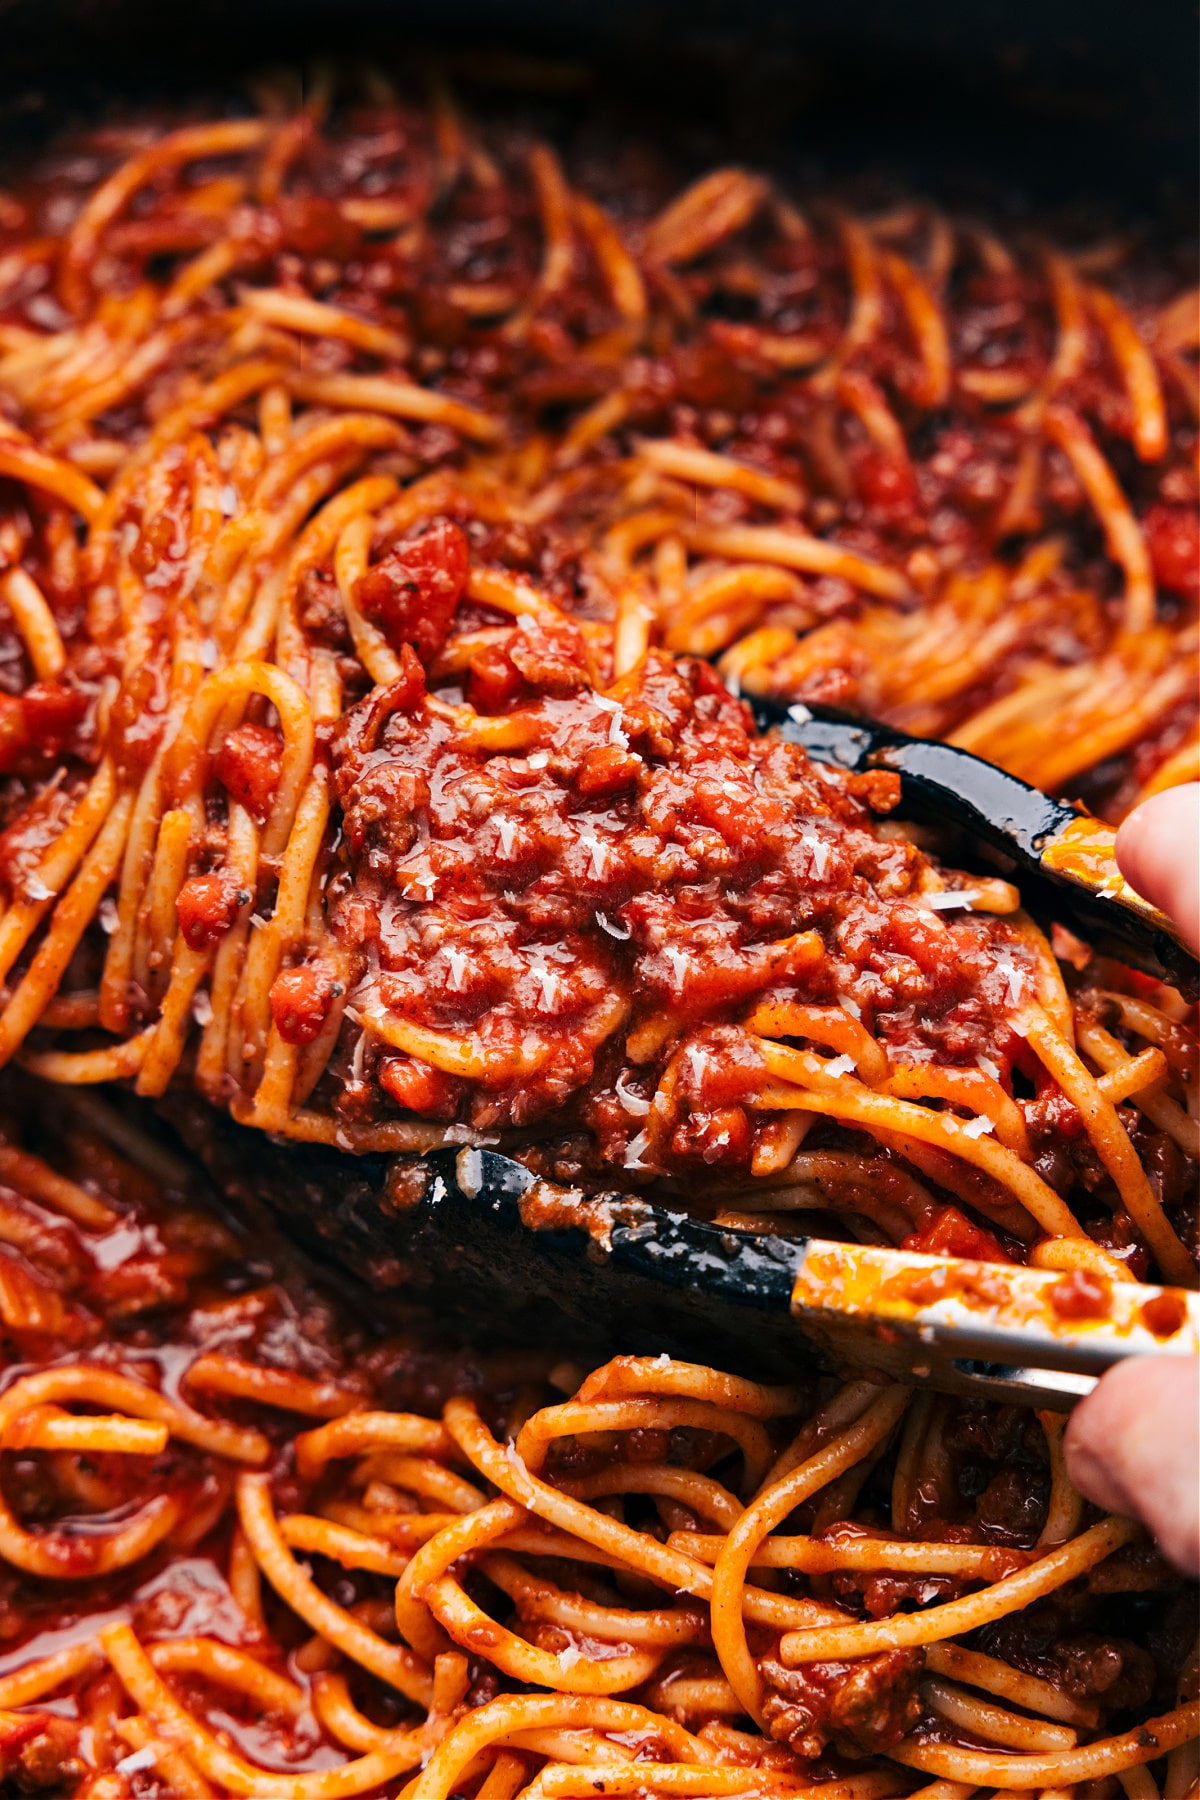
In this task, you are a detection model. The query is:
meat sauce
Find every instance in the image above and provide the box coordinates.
[316,640,1039,1170]
[0,83,1192,1800]
[0,90,1188,1276]
[758,1648,925,1758]
[0,1079,1193,1796]
[0,91,1195,840]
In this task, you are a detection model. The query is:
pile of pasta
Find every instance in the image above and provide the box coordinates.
[0,1088,1196,1799]
[0,83,1196,1800]
[0,77,1196,820]
[0,87,1194,1260]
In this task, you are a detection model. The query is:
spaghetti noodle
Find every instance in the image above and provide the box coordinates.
[0,84,1195,1278]
[0,81,1192,810]
[0,1084,1194,1798]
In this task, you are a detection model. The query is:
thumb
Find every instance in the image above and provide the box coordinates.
[1064,1358,1200,1576]
[1115,785,1200,955]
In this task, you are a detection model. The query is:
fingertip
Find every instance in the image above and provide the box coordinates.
[1062,1434,1127,1520]
[1114,785,1200,954]
[1113,801,1147,875]
[1065,1359,1200,1577]
[1064,1373,1135,1517]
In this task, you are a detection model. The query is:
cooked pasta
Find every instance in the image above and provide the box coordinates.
[1,79,1194,822]
[0,83,1195,1279]
[0,1086,1194,1798]
[0,74,1196,1800]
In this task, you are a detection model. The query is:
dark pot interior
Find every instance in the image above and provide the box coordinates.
[0,0,1195,215]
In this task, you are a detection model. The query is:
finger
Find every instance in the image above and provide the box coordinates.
[1115,785,1200,954]
[1064,1357,1200,1576]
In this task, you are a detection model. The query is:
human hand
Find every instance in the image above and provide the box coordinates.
[1064,1358,1198,1574]
[1063,782,1200,1575]
[1114,782,1200,953]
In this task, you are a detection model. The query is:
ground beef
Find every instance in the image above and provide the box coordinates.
[759,1648,925,1758]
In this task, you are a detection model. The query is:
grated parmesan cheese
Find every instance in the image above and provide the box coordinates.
[925,888,982,911]
[665,947,689,990]
[623,1130,651,1170]
[606,705,628,747]
[995,957,1026,1006]
[579,831,607,878]
[457,1147,485,1194]
[615,1072,651,1117]
[800,831,831,879]
[536,967,561,1011]
[115,1747,159,1776]
[504,1439,532,1490]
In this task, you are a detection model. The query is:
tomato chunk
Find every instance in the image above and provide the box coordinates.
[176,871,246,950]
[269,964,340,1046]
[379,1053,461,1118]
[1143,503,1199,600]
[216,723,283,821]
[0,682,87,776]
[903,1204,1010,1265]
[354,519,470,665]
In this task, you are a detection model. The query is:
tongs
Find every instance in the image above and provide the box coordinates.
[403,1142,1200,1411]
[752,698,1198,998]
[163,706,1200,1408]
[174,1115,1199,1414]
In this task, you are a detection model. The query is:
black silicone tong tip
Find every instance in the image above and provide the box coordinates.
[157,1105,1198,1410]
[747,696,1198,997]
[158,1093,819,1378]
[411,1143,813,1373]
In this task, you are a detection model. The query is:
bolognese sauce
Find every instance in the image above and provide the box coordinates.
[0,75,1195,1799]
[0,82,1192,1280]
[0,83,1195,818]
[0,1085,1195,1798]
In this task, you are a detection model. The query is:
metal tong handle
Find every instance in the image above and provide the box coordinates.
[441,1149,1199,1409]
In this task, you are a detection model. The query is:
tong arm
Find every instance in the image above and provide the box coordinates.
[753,699,1198,995]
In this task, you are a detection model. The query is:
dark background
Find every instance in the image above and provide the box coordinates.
[0,0,1196,213]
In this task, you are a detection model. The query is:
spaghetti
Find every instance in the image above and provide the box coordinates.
[0,85,1194,814]
[0,1084,1194,1798]
[0,85,1195,1279]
